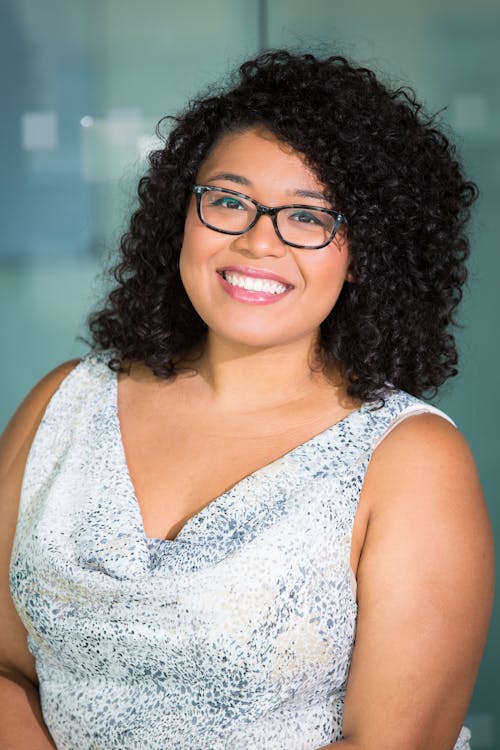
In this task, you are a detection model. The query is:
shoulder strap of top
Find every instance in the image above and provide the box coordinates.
[38,351,114,430]
[19,354,114,519]
[371,401,456,452]
[20,352,115,500]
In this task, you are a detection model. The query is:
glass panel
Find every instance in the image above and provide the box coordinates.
[0,0,258,425]
[267,0,500,734]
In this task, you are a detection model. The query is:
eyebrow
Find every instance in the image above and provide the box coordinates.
[293,188,328,202]
[205,172,251,187]
[204,172,328,203]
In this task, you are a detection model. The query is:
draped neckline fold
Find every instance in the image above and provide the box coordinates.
[111,367,370,546]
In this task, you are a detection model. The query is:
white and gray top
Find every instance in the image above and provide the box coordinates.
[10,352,471,749]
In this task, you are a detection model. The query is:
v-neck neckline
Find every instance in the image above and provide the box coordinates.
[110,365,369,545]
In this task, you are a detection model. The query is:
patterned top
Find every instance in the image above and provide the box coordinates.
[10,352,471,750]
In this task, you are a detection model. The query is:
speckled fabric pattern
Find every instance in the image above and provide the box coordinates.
[10,352,471,750]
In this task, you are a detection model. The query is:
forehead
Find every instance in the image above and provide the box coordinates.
[196,127,323,190]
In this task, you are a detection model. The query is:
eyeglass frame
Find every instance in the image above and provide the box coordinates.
[192,185,347,250]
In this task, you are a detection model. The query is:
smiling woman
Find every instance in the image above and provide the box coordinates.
[0,50,493,750]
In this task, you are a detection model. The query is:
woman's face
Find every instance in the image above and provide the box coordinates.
[179,126,350,353]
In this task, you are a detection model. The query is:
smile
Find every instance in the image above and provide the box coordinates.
[222,271,288,295]
[216,267,294,305]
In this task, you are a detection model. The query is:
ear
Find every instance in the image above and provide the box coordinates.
[336,235,355,283]
[345,268,356,283]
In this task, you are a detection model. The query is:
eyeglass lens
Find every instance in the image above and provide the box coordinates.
[199,189,337,248]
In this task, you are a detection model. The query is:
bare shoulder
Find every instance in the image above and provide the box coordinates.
[363,411,488,521]
[0,360,79,529]
[342,412,494,747]
[0,359,81,477]
[359,411,494,589]
[354,412,493,581]
[0,360,80,681]
[0,357,81,547]
[373,409,472,465]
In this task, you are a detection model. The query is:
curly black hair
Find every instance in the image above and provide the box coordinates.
[89,49,477,402]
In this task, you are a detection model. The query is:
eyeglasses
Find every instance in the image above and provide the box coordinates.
[192,185,347,250]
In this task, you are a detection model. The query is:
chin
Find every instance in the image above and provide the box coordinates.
[222,333,286,350]
[212,323,318,353]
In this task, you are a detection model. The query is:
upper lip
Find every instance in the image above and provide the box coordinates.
[217,265,294,288]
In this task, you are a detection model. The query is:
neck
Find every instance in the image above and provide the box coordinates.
[188,333,342,412]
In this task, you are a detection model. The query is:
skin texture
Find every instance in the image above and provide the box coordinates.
[0,128,494,749]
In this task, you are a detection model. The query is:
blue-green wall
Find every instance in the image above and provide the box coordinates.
[1,1,498,745]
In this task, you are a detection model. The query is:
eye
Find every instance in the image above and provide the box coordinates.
[289,210,328,227]
[209,196,246,210]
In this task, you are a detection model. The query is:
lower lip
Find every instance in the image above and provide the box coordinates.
[217,273,292,305]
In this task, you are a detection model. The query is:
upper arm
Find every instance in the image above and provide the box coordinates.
[0,360,80,682]
[343,414,494,750]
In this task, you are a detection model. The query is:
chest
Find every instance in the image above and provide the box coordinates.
[120,409,348,541]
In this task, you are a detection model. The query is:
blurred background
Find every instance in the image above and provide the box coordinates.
[1,0,498,744]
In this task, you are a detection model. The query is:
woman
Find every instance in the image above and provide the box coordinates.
[0,50,494,749]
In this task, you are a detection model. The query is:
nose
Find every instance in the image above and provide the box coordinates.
[232,213,287,258]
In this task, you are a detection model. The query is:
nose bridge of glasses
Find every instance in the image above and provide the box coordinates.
[256,203,277,217]
[250,203,283,241]
[236,203,283,253]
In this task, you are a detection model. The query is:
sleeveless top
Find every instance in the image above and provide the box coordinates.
[10,352,471,750]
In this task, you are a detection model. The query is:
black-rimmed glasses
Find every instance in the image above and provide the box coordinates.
[192,185,347,250]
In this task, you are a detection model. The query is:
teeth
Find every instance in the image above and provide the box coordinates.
[223,272,287,295]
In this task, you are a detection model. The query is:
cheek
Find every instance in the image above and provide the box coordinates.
[179,243,200,306]
[303,248,350,320]
[179,219,221,316]
[309,245,350,291]
[179,234,198,302]
[180,201,224,266]
[178,246,206,325]
[179,212,208,283]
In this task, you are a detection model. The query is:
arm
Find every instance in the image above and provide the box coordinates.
[0,361,80,749]
[319,414,494,750]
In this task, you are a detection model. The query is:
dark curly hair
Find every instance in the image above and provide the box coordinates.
[89,49,477,402]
